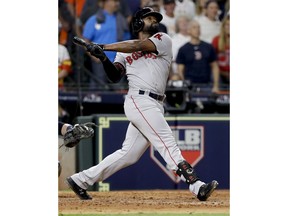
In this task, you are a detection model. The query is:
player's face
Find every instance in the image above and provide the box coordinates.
[142,16,159,35]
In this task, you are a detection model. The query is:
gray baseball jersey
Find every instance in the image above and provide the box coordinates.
[115,32,172,95]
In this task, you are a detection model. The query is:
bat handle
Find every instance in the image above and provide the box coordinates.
[73,36,88,48]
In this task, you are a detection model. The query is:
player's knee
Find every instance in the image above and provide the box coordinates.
[125,154,140,166]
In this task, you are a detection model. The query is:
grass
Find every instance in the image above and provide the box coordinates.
[59,214,229,216]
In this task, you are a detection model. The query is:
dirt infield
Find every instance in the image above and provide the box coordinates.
[58,189,229,214]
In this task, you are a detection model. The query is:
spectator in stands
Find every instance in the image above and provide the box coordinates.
[161,0,177,37]
[65,0,86,37]
[176,19,219,93]
[194,0,221,43]
[82,0,130,89]
[194,0,207,19]
[58,42,72,89]
[147,0,168,33]
[80,0,132,25]
[216,0,229,21]
[224,0,229,16]
[211,14,229,85]
[140,0,152,7]
[126,0,141,15]
[171,15,191,74]
[174,0,196,20]
[58,0,75,53]
[58,37,73,121]
[79,0,99,25]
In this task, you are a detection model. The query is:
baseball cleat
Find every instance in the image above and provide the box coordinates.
[197,180,218,201]
[66,177,92,200]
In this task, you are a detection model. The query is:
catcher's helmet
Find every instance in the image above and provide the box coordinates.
[131,7,163,34]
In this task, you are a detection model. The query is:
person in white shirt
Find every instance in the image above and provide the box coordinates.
[160,0,177,37]
[194,0,207,19]
[171,15,191,74]
[194,0,221,43]
[174,0,196,20]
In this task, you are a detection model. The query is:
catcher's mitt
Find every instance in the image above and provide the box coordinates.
[64,122,96,148]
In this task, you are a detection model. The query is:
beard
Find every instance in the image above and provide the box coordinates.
[143,23,160,35]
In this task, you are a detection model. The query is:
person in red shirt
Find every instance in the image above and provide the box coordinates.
[211,14,230,85]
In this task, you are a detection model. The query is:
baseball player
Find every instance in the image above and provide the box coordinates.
[66,7,218,201]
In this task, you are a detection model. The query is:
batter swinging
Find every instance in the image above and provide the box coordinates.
[66,7,218,201]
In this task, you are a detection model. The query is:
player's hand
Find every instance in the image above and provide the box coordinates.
[86,43,107,61]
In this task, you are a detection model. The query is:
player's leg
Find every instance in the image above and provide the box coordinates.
[126,95,183,169]
[67,122,150,196]
[126,95,218,201]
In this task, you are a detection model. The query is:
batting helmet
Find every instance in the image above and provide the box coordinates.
[131,7,163,34]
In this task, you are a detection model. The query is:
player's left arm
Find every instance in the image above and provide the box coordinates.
[102,60,126,83]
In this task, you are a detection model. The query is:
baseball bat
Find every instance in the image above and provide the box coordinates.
[73,36,89,49]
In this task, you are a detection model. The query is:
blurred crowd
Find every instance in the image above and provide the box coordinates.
[58,0,230,93]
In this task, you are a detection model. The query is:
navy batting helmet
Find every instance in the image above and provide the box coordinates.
[131,7,163,34]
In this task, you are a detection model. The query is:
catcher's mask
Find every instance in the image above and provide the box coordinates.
[131,7,163,34]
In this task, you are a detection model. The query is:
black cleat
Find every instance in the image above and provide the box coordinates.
[66,177,92,200]
[197,180,218,201]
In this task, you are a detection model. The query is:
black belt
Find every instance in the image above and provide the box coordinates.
[139,90,165,101]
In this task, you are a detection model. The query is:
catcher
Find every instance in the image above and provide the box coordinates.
[58,121,96,176]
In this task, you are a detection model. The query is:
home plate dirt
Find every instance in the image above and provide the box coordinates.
[58,189,229,214]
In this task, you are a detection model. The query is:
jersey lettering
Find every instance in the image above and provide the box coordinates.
[126,56,133,65]
[132,51,144,60]
[154,33,163,41]
[126,51,157,65]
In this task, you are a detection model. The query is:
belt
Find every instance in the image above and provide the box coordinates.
[139,90,165,102]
